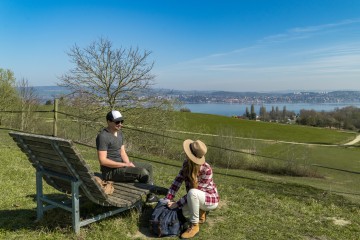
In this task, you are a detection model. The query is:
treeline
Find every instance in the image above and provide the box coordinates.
[243,104,296,122]
[242,103,360,131]
[296,106,360,131]
[0,68,39,130]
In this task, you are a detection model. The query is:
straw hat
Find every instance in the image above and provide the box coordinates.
[183,139,207,165]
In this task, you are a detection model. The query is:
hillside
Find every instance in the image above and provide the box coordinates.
[0,123,359,239]
[32,86,360,104]
[169,111,357,144]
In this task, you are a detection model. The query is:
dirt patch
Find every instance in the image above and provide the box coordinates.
[129,227,158,239]
[128,230,147,239]
[304,236,328,240]
[205,199,228,227]
[240,149,257,154]
[326,217,351,226]
[343,134,360,145]
[216,198,229,210]
[207,216,226,228]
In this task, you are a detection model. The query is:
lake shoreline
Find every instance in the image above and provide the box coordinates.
[183,102,360,117]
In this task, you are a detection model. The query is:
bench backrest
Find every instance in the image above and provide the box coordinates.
[9,132,113,206]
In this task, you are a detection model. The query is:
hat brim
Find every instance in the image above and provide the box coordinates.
[113,117,123,122]
[183,139,205,165]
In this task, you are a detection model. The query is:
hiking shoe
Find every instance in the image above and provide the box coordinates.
[150,186,169,195]
[199,210,207,224]
[181,223,199,239]
[146,193,159,203]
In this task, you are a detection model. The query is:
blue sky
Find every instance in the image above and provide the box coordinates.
[1,0,360,92]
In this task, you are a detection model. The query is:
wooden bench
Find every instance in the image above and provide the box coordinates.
[9,132,164,233]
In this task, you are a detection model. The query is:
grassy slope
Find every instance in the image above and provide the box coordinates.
[12,106,356,145]
[165,112,360,200]
[170,112,356,145]
[0,129,359,239]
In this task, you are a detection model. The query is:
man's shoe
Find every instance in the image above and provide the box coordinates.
[146,193,159,203]
[181,223,199,239]
[199,210,207,224]
[150,185,168,195]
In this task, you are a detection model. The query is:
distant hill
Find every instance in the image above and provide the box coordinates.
[33,86,71,102]
[32,86,360,104]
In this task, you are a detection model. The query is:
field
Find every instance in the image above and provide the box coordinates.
[170,112,356,144]
[0,110,359,239]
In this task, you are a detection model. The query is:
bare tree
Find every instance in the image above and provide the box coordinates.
[58,38,176,151]
[58,37,155,111]
[17,78,39,131]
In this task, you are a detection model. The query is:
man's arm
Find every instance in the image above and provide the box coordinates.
[120,145,135,167]
[97,150,132,168]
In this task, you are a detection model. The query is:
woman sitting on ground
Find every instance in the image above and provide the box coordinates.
[164,139,220,239]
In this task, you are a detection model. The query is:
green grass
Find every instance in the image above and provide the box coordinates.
[1,129,359,239]
[1,109,360,239]
[3,107,355,145]
[170,112,356,145]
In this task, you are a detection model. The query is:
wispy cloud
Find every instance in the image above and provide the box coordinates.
[290,18,360,33]
[157,18,360,90]
[261,18,360,43]
[209,19,360,70]
[163,18,360,69]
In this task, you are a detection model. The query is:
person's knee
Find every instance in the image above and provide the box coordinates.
[138,168,150,183]
[146,163,153,171]
[140,168,149,176]
[187,188,199,200]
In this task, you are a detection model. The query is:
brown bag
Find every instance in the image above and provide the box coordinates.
[94,176,114,195]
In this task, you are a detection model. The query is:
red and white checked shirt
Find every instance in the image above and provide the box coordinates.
[166,160,219,209]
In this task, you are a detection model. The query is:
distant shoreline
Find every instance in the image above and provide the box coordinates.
[33,86,360,107]
[183,102,360,116]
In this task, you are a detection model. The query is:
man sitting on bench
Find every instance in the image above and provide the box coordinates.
[96,110,160,202]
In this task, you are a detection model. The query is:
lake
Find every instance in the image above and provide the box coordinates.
[183,103,360,117]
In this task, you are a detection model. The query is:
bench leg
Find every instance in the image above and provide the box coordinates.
[134,200,143,212]
[35,170,44,222]
[71,180,81,234]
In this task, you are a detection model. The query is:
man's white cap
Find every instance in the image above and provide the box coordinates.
[106,110,123,122]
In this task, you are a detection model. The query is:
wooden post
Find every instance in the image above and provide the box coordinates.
[21,107,25,131]
[53,99,58,137]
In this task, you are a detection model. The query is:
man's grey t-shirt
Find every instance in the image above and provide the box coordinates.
[96,128,124,174]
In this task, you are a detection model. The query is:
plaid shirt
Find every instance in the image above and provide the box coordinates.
[166,160,219,209]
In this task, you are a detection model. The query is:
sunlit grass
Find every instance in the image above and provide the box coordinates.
[1,129,359,239]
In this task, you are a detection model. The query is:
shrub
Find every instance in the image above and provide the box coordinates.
[180,108,191,112]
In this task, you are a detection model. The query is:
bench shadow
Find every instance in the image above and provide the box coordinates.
[0,193,165,235]
[0,193,139,233]
[0,193,73,233]
[0,208,38,232]
[137,204,160,239]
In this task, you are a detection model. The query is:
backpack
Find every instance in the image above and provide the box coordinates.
[150,201,185,237]
[93,176,114,195]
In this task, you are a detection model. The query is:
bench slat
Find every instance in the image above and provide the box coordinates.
[9,131,159,230]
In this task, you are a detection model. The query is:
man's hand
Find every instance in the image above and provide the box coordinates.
[126,162,135,167]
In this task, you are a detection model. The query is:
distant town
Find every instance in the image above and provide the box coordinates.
[153,89,360,104]
[34,86,360,105]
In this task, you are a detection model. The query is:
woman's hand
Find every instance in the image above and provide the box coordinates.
[167,201,178,209]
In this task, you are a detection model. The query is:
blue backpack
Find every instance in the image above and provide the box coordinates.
[150,201,185,237]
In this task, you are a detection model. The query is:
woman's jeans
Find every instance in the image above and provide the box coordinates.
[182,188,218,223]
